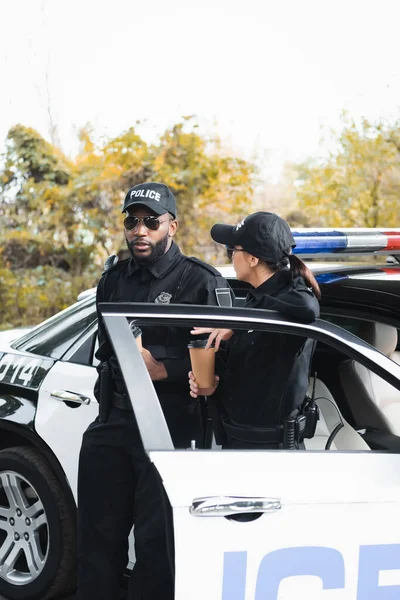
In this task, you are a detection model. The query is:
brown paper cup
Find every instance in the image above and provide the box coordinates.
[188,340,216,388]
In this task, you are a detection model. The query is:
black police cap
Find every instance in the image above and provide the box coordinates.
[122,182,177,218]
[211,211,296,264]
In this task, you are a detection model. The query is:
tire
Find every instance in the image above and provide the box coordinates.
[0,446,76,600]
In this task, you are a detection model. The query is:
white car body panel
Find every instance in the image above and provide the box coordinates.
[35,359,137,566]
[0,328,33,347]
[35,361,98,499]
[151,448,400,599]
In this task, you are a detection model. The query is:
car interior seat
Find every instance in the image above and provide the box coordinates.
[339,322,400,436]
[304,379,370,450]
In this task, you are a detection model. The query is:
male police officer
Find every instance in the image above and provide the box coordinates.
[76,182,232,600]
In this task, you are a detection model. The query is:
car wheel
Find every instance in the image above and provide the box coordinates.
[0,446,76,600]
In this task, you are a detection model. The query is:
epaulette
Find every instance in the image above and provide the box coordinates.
[102,254,119,274]
[187,256,221,277]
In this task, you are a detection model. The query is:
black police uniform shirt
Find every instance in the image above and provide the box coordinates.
[222,268,320,428]
[95,240,232,400]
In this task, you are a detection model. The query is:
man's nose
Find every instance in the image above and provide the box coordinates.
[135,220,148,235]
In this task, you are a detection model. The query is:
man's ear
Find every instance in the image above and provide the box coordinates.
[169,219,178,237]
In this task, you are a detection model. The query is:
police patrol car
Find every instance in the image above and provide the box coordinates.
[0,229,400,599]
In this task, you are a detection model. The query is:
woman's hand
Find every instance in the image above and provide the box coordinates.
[189,371,220,398]
[190,327,234,351]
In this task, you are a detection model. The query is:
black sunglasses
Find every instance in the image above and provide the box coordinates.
[123,215,170,231]
[226,246,245,260]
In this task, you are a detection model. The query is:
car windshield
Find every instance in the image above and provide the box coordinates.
[12,296,97,360]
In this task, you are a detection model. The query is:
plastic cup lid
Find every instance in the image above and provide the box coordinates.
[188,339,215,349]
[129,323,142,339]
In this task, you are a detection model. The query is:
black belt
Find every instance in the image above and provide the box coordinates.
[112,392,133,411]
[222,411,306,449]
[222,419,283,444]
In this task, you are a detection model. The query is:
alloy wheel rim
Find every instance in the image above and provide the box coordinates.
[0,471,49,585]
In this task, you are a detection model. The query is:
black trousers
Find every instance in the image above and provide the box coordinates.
[76,396,203,600]
[76,407,175,600]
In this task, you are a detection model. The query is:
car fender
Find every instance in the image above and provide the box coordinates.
[0,403,76,511]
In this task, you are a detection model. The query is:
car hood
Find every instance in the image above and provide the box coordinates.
[0,327,33,349]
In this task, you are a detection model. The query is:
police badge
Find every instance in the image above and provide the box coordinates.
[154,292,172,304]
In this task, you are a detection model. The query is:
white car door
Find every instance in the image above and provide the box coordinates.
[34,326,138,566]
[35,353,98,501]
[102,304,400,600]
[153,451,400,600]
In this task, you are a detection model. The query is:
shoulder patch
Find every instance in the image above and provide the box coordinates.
[215,288,233,307]
[187,256,221,277]
[102,254,119,274]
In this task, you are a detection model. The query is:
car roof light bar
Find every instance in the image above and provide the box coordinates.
[292,229,400,255]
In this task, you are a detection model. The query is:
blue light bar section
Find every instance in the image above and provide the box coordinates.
[315,273,349,284]
[292,231,347,254]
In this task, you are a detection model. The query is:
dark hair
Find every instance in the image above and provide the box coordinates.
[288,254,321,299]
[265,253,321,300]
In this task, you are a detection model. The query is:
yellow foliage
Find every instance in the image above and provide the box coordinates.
[296,115,400,227]
[0,267,98,330]
[0,119,256,328]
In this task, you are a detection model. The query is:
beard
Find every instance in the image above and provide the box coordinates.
[126,233,170,266]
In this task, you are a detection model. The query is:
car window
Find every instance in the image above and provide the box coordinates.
[339,355,400,450]
[323,313,400,346]
[321,314,363,336]
[64,325,100,367]
[13,297,97,360]
[102,312,400,454]
[92,334,100,367]
[65,327,97,366]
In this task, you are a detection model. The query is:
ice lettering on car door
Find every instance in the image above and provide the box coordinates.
[222,545,400,599]
[222,547,345,599]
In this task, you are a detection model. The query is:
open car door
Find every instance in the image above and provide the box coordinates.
[100,302,400,600]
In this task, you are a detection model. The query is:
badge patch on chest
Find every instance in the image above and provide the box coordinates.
[154,292,172,304]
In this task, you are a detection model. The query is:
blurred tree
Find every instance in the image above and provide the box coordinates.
[295,114,400,227]
[0,119,256,327]
[0,124,95,273]
[149,117,255,256]
[255,162,300,218]
[71,118,255,259]
[72,124,151,258]
[285,209,313,227]
[0,265,98,330]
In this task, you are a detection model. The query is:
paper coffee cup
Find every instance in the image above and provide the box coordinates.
[131,325,143,351]
[188,339,216,388]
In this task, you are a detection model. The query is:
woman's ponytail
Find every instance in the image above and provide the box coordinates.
[288,254,321,299]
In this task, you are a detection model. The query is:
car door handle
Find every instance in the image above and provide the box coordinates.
[50,390,91,405]
[190,496,281,517]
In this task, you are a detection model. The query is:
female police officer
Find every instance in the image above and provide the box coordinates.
[189,211,320,449]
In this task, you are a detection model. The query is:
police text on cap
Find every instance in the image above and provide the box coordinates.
[130,189,161,202]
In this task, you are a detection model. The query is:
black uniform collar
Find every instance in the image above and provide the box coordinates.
[247,268,291,305]
[127,240,182,279]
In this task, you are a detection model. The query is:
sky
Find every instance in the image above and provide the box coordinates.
[1,0,400,181]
